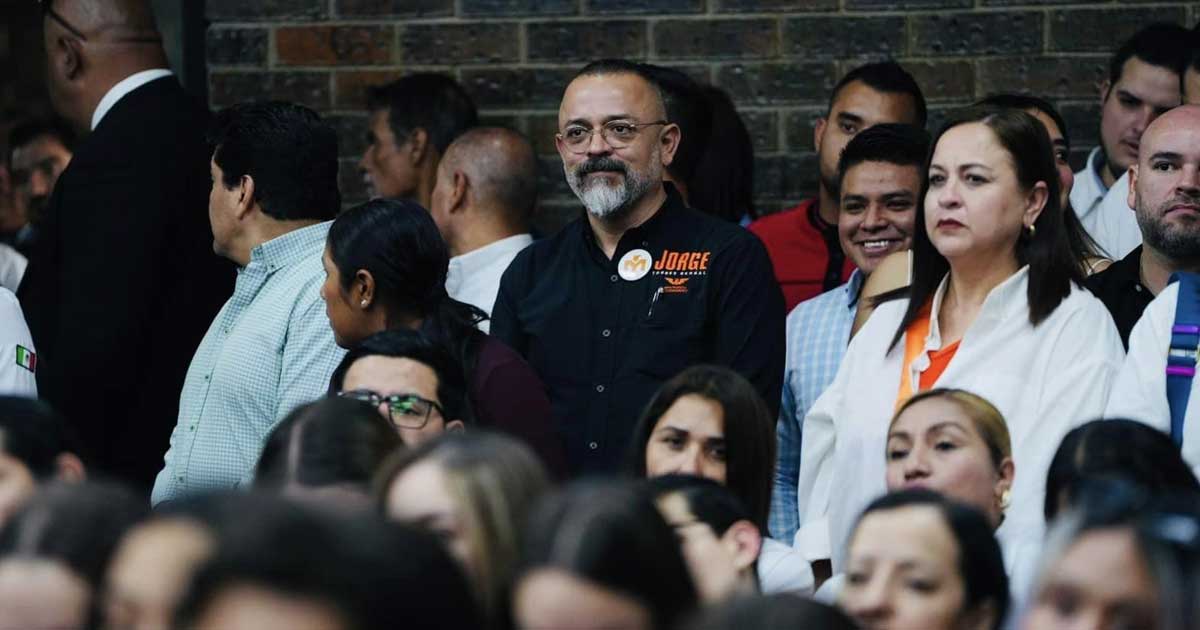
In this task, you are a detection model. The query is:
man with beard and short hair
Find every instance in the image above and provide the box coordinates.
[491,59,785,476]
[1071,23,1192,261]
[1087,105,1200,348]
[747,62,926,311]
[7,117,75,254]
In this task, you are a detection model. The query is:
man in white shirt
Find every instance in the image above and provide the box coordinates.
[0,288,36,397]
[1071,23,1191,260]
[430,127,536,331]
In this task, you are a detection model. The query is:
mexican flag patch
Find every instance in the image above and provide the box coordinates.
[15,346,35,373]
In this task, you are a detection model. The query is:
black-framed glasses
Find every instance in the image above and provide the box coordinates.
[39,0,163,44]
[337,389,444,429]
[556,120,668,154]
[39,0,88,40]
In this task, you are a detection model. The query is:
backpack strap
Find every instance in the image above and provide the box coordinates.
[1166,272,1200,447]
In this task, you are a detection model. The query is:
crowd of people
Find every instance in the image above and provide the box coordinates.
[3,0,1200,628]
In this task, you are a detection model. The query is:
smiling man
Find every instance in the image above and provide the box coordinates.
[491,59,784,476]
[770,123,928,546]
[1071,23,1191,260]
[1087,105,1200,347]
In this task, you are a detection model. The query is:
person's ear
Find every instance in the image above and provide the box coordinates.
[813,116,828,153]
[1023,181,1049,229]
[353,269,375,309]
[445,419,465,433]
[721,519,762,574]
[1099,79,1112,105]
[55,35,84,82]
[659,123,681,167]
[1128,164,1139,211]
[448,170,469,215]
[235,174,256,220]
[54,453,86,483]
[995,457,1015,503]
[408,128,430,165]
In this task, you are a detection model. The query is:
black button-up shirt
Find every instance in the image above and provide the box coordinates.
[492,187,786,475]
[1085,246,1152,349]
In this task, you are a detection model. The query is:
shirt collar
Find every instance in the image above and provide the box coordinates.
[843,269,864,308]
[581,184,682,265]
[926,266,1030,347]
[449,233,533,278]
[91,69,173,131]
[248,221,331,272]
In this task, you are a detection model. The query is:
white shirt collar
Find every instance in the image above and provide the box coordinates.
[925,266,1031,349]
[448,234,533,280]
[91,68,174,131]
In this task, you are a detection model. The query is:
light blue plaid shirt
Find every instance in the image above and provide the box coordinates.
[151,222,345,504]
[769,270,862,543]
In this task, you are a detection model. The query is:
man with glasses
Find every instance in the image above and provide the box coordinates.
[491,59,785,476]
[20,0,231,493]
[328,329,469,446]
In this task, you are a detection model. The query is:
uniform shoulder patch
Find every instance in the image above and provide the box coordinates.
[15,345,36,373]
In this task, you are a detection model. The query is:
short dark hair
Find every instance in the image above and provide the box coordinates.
[255,397,401,491]
[639,65,711,184]
[328,329,472,426]
[689,86,756,222]
[1108,22,1192,86]
[365,73,478,156]
[1045,419,1200,522]
[519,481,698,630]
[835,122,930,190]
[686,594,859,630]
[854,490,1010,630]
[885,107,1080,350]
[629,365,776,531]
[828,62,927,128]
[174,495,481,629]
[574,59,668,113]
[0,396,81,479]
[975,93,1070,150]
[647,474,753,537]
[207,101,340,221]
[6,117,75,165]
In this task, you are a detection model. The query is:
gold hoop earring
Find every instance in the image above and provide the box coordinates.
[999,489,1012,511]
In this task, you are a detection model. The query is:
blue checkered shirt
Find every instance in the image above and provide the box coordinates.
[769,270,862,543]
[151,222,345,504]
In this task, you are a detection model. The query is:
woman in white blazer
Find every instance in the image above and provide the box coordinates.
[794,107,1124,602]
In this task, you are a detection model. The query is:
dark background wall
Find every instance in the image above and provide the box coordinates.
[5,1,1199,232]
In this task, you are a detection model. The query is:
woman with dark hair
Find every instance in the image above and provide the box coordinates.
[512,481,698,630]
[376,431,550,629]
[629,365,809,594]
[321,199,564,474]
[839,489,1010,630]
[686,593,858,630]
[0,481,146,630]
[796,108,1123,594]
[1044,419,1200,522]
[688,85,756,223]
[255,397,402,508]
[0,396,85,527]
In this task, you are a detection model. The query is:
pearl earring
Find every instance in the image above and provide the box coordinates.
[360,299,368,308]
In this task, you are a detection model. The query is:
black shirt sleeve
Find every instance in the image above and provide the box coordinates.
[491,250,529,356]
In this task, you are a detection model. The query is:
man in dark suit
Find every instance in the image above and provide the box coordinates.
[19,0,231,491]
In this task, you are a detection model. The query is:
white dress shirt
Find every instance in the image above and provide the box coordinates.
[1070,147,1142,260]
[1106,282,1200,478]
[91,69,174,131]
[0,288,36,397]
[445,233,533,333]
[796,267,1123,600]
[758,538,814,595]
[0,243,26,294]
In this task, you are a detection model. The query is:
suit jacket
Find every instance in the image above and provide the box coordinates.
[18,76,233,491]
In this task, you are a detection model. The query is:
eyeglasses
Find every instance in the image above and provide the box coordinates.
[556,120,668,154]
[39,0,87,40]
[337,389,444,429]
[39,0,163,44]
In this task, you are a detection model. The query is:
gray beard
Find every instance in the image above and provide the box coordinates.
[566,161,659,220]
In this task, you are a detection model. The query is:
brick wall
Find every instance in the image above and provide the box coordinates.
[205,0,1200,232]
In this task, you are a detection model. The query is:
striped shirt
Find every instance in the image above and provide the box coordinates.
[769,271,862,544]
[151,222,345,504]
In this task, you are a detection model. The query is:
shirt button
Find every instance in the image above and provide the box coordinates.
[610,274,618,283]
[596,384,605,393]
[601,329,611,338]
[589,441,599,450]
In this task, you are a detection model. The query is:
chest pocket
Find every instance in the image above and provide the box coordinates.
[628,276,707,378]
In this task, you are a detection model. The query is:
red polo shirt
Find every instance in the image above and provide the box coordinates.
[748,199,855,310]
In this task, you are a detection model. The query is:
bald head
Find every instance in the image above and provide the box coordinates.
[440,127,537,222]
[1140,105,1200,159]
[1129,104,1200,264]
[51,0,160,40]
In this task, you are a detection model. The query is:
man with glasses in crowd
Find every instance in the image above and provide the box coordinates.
[491,59,785,476]
[20,0,231,492]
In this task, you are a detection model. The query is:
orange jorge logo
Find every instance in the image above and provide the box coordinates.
[653,249,711,275]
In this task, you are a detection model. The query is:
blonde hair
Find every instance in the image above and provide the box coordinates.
[891,388,1012,470]
[375,432,550,626]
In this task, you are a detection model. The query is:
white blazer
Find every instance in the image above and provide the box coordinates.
[1106,282,1200,478]
[795,267,1123,599]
